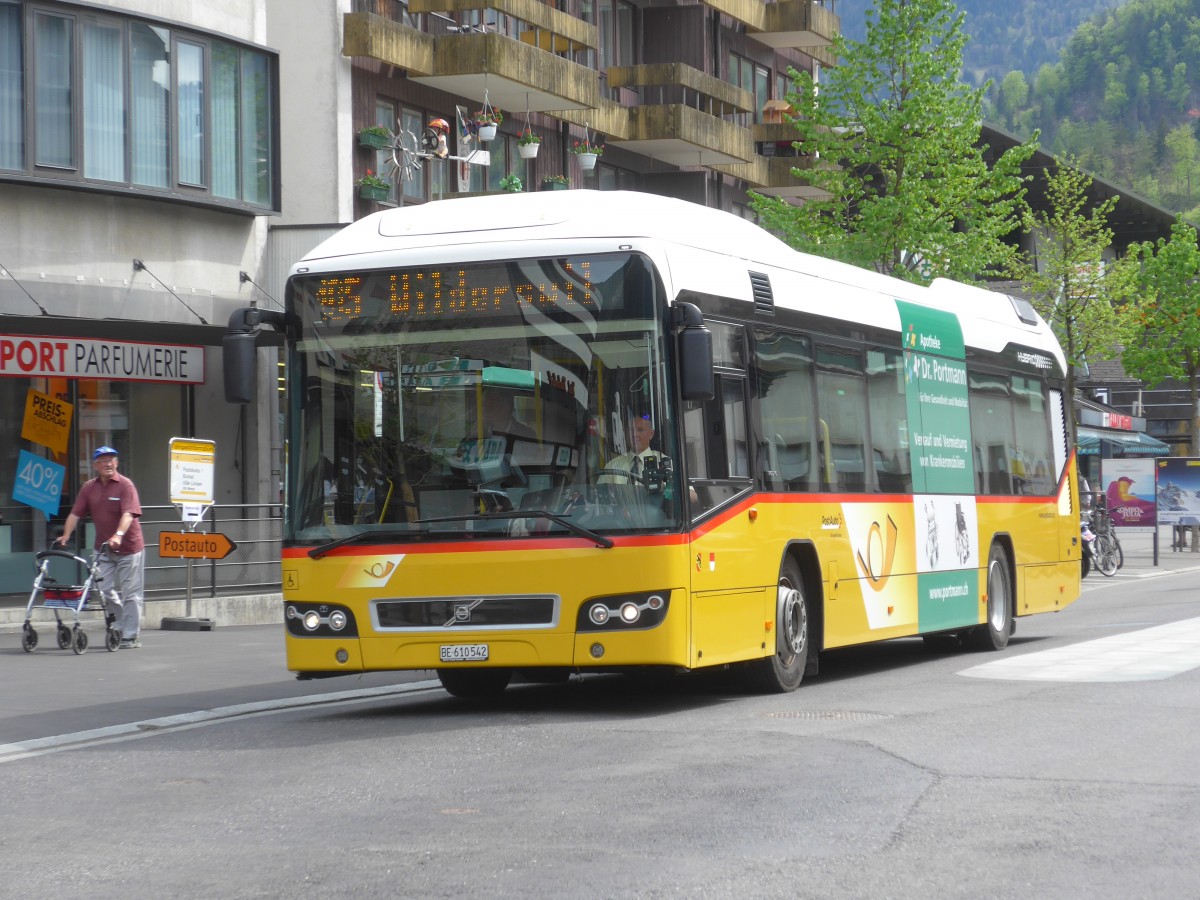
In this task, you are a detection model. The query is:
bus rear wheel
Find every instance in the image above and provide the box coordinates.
[969,544,1013,651]
[437,667,512,699]
[746,558,808,693]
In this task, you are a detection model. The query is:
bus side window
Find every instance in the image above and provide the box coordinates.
[969,372,1015,496]
[816,345,868,493]
[866,348,911,493]
[752,328,816,492]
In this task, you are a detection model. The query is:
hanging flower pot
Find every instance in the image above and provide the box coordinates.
[471,107,503,142]
[570,140,603,172]
[518,142,540,160]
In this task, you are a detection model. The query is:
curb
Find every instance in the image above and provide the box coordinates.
[0,592,282,634]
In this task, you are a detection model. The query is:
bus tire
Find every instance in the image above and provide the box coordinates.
[437,667,512,699]
[747,557,808,693]
[970,544,1013,651]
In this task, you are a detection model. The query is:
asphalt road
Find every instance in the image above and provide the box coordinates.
[2,541,1199,899]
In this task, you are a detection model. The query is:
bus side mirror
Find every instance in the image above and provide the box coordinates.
[222,331,259,404]
[679,328,714,400]
[674,302,714,401]
[223,307,288,404]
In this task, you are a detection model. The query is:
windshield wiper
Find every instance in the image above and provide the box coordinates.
[308,528,426,559]
[416,510,615,549]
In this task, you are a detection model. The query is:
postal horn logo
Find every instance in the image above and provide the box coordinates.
[856,514,898,592]
[365,561,396,579]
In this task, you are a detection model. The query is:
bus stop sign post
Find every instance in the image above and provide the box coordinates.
[162,438,220,632]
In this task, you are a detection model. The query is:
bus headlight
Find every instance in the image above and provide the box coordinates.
[577,591,671,631]
[284,603,359,638]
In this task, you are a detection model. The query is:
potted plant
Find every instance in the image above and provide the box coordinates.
[541,175,570,191]
[356,169,391,201]
[472,108,503,142]
[357,125,392,151]
[570,139,603,171]
[499,173,523,193]
[517,130,541,159]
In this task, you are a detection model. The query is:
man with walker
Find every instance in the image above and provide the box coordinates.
[55,446,146,649]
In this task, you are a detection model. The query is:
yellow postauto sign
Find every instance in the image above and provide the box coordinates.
[169,438,216,505]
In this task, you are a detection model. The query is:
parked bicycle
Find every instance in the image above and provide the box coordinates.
[1091,494,1124,571]
[1081,492,1122,578]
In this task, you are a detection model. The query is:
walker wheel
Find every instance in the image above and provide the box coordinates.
[106,627,121,652]
[57,625,72,650]
[22,626,38,653]
[72,628,89,655]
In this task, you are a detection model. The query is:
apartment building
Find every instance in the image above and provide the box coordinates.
[334,0,838,213]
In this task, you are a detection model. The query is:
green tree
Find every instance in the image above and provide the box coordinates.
[1018,161,1138,443]
[1123,219,1200,452]
[750,0,1037,284]
[997,70,1030,123]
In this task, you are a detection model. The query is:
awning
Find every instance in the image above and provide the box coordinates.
[1077,427,1170,457]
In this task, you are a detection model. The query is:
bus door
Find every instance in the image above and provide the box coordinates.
[681,322,763,666]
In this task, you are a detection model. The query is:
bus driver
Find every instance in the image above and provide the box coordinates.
[600,415,669,488]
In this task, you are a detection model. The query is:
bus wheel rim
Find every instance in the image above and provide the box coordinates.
[987,559,1007,631]
[778,585,805,658]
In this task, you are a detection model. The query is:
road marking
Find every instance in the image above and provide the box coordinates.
[961,617,1200,683]
[0,680,441,765]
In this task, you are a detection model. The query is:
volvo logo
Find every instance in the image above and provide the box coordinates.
[444,599,484,627]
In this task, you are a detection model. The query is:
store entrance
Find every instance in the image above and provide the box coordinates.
[0,377,189,594]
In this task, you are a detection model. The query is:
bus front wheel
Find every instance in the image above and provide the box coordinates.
[747,557,808,693]
[970,544,1013,651]
[437,667,512,699]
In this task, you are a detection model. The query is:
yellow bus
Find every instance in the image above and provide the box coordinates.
[224,191,1081,697]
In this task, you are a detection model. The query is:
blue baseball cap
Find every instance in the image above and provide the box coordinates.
[93,446,119,460]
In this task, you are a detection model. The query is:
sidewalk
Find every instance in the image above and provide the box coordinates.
[0,588,281,635]
[1103,525,1200,577]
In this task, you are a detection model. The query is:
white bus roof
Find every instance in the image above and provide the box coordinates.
[296,190,1064,369]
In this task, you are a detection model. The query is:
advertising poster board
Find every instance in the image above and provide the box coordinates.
[1100,458,1157,532]
[1156,457,1200,527]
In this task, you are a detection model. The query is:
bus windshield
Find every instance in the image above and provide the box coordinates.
[286,252,683,544]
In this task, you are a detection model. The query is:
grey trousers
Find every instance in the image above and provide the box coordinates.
[98,549,145,639]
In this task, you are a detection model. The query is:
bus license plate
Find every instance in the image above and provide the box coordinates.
[440,643,489,662]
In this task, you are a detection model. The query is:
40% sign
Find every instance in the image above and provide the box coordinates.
[13,449,65,518]
[158,531,237,560]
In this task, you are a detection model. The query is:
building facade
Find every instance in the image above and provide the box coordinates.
[0,0,280,593]
[332,0,837,214]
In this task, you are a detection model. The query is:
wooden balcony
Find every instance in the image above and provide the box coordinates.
[602,64,757,166]
[343,9,598,112]
[705,0,838,64]
[713,154,832,202]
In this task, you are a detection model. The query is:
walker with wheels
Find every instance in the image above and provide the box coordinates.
[20,548,121,655]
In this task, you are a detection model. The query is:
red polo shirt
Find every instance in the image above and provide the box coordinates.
[70,472,144,554]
